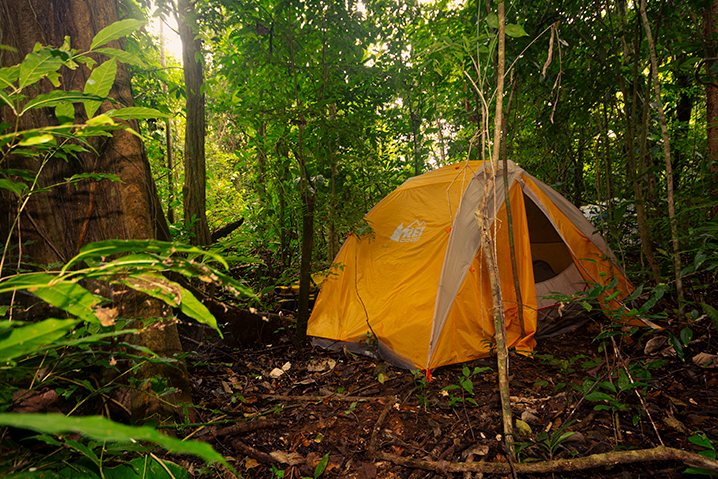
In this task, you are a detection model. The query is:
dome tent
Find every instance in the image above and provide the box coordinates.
[308,161,656,371]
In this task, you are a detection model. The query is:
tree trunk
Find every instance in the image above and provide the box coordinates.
[705,0,718,218]
[640,0,685,305]
[0,0,192,424]
[177,0,211,246]
[160,20,176,225]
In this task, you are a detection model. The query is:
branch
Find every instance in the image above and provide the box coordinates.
[373,447,718,475]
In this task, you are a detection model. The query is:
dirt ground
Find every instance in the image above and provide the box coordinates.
[175,315,718,479]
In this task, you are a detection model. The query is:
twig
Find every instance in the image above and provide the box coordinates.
[373,446,718,475]
[368,396,398,454]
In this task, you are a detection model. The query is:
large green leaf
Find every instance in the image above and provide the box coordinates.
[114,273,219,331]
[18,49,65,91]
[84,59,117,118]
[92,47,147,68]
[0,65,19,90]
[0,90,15,113]
[0,273,102,323]
[64,239,228,271]
[106,107,169,120]
[0,178,28,196]
[21,90,107,115]
[90,19,146,51]
[0,318,79,363]
[0,414,227,467]
[104,456,192,479]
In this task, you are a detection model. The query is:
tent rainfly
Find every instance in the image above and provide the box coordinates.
[308,160,657,372]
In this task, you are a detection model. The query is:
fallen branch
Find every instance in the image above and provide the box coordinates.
[368,396,398,454]
[254,394,394,403]
[214,417,287,438]
[373,446,718,475]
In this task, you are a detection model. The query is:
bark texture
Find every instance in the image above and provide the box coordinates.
[0,0,191,424]
[0,0,170,263]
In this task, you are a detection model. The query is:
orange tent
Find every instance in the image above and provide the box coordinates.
[308,161,655,371]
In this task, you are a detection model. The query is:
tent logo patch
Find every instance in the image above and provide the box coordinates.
[390,220,426,243]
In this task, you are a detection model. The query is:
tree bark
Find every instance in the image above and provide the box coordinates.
[0,0,192,424]
[705,0,718,218]
[177,0,211,246]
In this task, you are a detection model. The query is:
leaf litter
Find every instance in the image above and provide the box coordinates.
[171,317,718,478]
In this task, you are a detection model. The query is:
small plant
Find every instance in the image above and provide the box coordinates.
[441,365,491,407]
[411,369,432,408]
[535,353,587,375]
[514,420,577,461]
[685,432,717,476]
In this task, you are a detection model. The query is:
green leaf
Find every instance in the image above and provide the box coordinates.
[314,452,330,478]
[92,47,147,68]
[702,303,718,335]
[106,106,170,120]
[55,102,75,124]
[105,456,192,479]
[64,239,227,272]
[90,19,147,50]
[0,65,19,90]
[0,413,227,467]
[18,49,65,91]
[669,333,685,363]
[0,178,28,196]
[21,90,108,114]
[680,327,693,347]
[506,24,529,38]
[84,59,117,118]
[66,172,123,183]
[17,133,54,146]
[0,318,79,363]
[0,90,15,113]
[585,391,613,402]
[486,13,498,29]
[0,272,102,323]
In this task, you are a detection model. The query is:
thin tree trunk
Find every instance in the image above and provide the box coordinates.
[479,0,513,458]
[177,0,210,246]
[159,20,175,225]
[640,0,685,304]
[501,75,524,337]
[705,0,718,217]
[622,12,660,282]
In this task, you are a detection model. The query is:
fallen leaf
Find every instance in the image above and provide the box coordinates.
[270,451,304,465]
[269,368,285,378]
[307,358,337,372]
[644,336,666,355]
[693,352,718,368]
[94,306,118,327]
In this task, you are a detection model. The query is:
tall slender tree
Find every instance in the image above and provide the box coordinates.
[177,0,211,245]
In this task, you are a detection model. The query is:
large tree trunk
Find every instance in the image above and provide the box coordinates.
[177,0,211,245]
[0,0,192,425]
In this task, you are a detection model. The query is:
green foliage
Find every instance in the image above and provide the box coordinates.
[513,420,577,462]
[0,21,246,477]
[441,364,492,407]
[685,432,718,476]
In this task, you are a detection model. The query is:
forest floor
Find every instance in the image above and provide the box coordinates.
[174,313,718,479]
